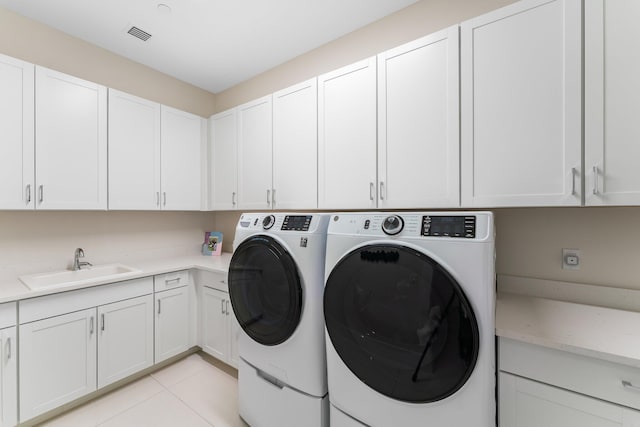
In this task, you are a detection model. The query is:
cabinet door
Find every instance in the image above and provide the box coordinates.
[209,109,238,210]
[108,89,161,210]
[97,295,153,388]
[35,66,107,210]
[155,286,190,363]
[378,27,459,209]
[0,54,34,210]
[585,0,640,205]
[273,78,318,209]
[499,372,624,427]
[237,96,273,210]
[201,286,229,362]
[461,0,582,207]
[318,57,377,209]
[160,106,203,211]
[19,308,97,421]
[0,327,17,427]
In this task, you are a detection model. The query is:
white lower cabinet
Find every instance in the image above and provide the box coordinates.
[0,302,17,427]
[97,295,154,388]
[19,308,97,421]
[18,278,154,423]
[154,270,196,364]
[0,327,16,427]
[201,285,239,368]
[499,338,640,427]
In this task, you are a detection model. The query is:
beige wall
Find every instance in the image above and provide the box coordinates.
[0,211,215,281]
[212,0,640,293]
[0,6,216,116]
[3,0,640,294]
[215,0,516,111]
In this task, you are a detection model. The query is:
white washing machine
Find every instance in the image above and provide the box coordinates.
[228,213,330,427]
[323,212,495,427]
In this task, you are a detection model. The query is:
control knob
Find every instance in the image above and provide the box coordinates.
[262,215,275,230]
[382,215,404,235]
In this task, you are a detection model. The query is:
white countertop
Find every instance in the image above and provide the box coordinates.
[0,253,232,304]
[497,291,640,368]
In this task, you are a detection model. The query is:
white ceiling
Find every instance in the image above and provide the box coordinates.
[0,0,418,93]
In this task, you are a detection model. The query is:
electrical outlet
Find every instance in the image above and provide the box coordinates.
[562,248,581,270]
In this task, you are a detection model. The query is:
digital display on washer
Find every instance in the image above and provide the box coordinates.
[422,216,476,238]
[281,215,312,231]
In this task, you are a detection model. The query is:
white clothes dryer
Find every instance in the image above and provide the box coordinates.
[323,212,495,427]
[228,213,331,427]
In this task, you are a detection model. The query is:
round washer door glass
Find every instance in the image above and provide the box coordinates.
[324,244,479,403]
[228,235,302,346]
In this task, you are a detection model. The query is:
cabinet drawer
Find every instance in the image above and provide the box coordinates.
[500,338,640,411]
[20,277,153,324]
[154,270,190,292]
[196,270,227,292]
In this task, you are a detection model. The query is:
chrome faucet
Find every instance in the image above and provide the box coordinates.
[73,248,93,271]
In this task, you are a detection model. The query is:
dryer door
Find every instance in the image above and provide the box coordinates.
[324,243,479,403]
[228,235,302,346]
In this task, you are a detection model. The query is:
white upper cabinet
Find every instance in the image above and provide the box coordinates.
[461,0,582,207]
[318,57,377,209]
[585,0,640,205]
[160,105,203,211]
[237,96,273,210]
[209,109,238,210]
[0,54,34,210]
[35,66,108,210]
[377,26,460,209]
[273,78,318,210]
[108,89,161,210]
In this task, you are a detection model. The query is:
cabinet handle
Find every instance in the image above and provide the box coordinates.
[26,184,31,204]
[369,182,374,201]
[272,189,276,207]
[156,192,160,207]
[592,166,599,195]
[101,313,105,331]
[221,300,226,314]
[226,300,230,316]
[622,381,640,393]
[267,189,271,206]
[6,337,11,361]
[232,192,236,206]
[158,299,161,315]
[570,168,577,196]
[39,185,44,203]
[163,192,167,206]
[165,277,181,285]
[379,181,385,200]
[90,316,94,335]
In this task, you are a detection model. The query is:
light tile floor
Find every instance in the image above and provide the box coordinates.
[38,353,249,427]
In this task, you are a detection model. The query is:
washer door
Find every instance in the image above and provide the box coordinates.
[324,243,479,403]
[228,235,302,346]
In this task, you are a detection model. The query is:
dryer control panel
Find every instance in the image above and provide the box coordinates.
[328,212,491,241]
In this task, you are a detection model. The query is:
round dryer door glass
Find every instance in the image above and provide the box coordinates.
[228,235,302,346]
[324,244,479,403]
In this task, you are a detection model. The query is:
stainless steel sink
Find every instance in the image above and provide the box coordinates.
[19,264,141,290]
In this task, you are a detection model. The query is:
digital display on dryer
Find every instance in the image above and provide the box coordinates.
[422,216,476,238]
[281,215,312,231]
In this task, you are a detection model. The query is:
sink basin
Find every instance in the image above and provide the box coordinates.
[19,264,141,290]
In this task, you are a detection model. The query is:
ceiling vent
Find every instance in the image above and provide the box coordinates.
[127,26,152,41]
